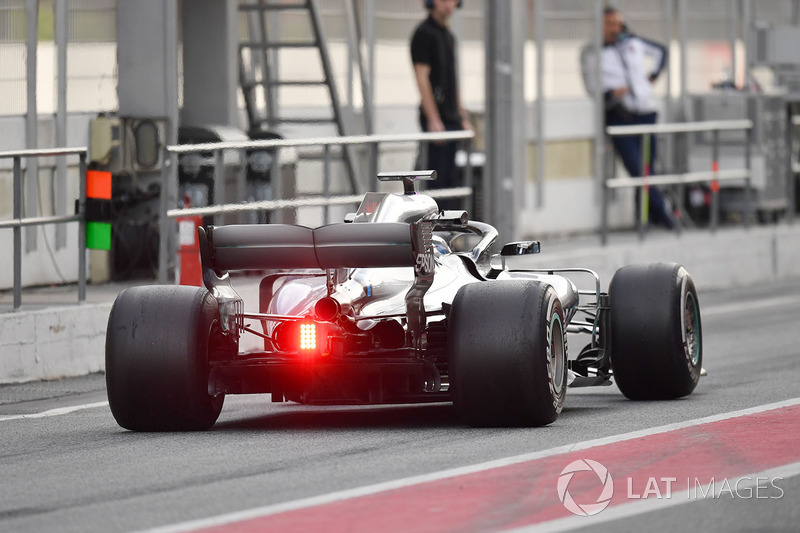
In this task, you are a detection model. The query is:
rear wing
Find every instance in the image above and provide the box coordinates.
[199,222,415,272]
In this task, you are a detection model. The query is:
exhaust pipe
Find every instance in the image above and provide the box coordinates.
[315,296,342,322]
[370,319,405,349]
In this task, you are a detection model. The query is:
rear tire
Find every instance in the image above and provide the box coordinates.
[448,281,567,427]
[610,263,702,400]
[106,285,225,431]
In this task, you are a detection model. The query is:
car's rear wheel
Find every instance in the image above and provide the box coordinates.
[448,280,567,427]
[610,263,702,400]
[106,285,225,431]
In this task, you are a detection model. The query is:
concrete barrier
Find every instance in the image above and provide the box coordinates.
[0,303,111,384]
[522,225,800,292]
[1,224,798,384]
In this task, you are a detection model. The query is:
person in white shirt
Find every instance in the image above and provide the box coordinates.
[581,6,674,229]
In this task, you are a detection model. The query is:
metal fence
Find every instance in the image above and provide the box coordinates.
[159,129,475,283]
[792,114,800,225]
[0,147,87,311]
[602,119,754,244]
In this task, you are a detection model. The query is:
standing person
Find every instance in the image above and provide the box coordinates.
[581,6,674,229]
[410,0,472,211]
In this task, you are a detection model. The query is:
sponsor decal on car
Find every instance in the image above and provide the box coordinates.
[414,221,435,280]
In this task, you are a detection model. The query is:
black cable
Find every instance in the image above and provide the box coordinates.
[37,166,68,284]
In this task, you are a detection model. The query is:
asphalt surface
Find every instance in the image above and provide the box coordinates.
[569,476,800,533]
[1,278,799,532]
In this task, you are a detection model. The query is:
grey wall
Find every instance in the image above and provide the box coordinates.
[181,0,240,127]
[116,0,179,120]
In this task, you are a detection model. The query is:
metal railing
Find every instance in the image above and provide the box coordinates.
[161,130,476,282]
[791,115,800,226]
[0,147,88,311]
[602,120,754,244]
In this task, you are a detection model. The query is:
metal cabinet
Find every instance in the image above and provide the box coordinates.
[688,92,789,218]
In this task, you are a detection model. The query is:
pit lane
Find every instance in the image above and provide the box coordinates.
[1,278,799,532]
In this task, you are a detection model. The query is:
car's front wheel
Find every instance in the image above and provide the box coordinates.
[610,263,702,400]
[106,285,225,431]
[448,280,567,427]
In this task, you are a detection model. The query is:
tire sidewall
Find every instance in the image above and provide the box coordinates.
[676,268,703,387]
[545,292,568,416]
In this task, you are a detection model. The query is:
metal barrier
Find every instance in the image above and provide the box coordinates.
[791,115,800,226]
[0,147,88,311]
[161,130,475,282]
[602,120,754,245]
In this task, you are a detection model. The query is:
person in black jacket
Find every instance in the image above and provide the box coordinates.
[411,0,472,210]
[581,6,674,229]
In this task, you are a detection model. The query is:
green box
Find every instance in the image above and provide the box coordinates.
[86,221,111,251]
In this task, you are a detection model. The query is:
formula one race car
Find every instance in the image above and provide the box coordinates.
[106,171,703,431]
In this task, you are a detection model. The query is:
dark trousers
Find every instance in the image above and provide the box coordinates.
[607,111,674,229]
[419,115,462,211]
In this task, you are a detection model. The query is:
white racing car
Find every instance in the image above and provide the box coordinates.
[106,171,703,431]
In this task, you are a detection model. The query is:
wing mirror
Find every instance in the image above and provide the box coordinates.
[500,241,541,256]
[497,241,541,271]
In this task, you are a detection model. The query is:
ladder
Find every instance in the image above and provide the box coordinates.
[238,0,360,194]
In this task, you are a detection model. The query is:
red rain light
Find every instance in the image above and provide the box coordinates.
[274,320,328,355]
[299,323,316,350]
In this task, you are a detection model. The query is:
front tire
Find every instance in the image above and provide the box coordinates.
[610,263,702,400]
[448,281,567,427]
[106,285,225,431]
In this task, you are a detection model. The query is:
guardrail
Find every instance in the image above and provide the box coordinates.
[161,130,475,282]
[0,147,88,311]
[602,119,754,245]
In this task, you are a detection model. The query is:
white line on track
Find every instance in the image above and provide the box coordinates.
[703,294,800,317]
[0,401,108,422]
[509,461,800,533]
[141,397,800,533]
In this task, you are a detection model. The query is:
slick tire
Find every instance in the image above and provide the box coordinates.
[610,263,702,400]
[448,280,567,427]
[106,285,225,431]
